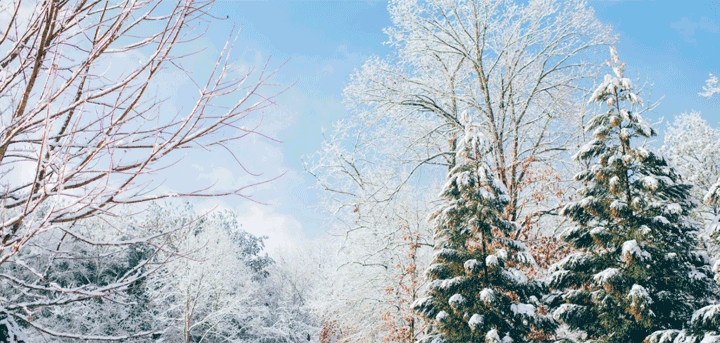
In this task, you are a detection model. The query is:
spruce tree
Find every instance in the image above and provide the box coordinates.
[413,113,553,343]
[548,48,719,343]
[645,182,720,343]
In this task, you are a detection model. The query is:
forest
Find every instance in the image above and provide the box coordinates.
[0,0,718,342]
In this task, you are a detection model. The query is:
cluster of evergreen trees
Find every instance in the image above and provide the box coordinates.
[414,50,720,343]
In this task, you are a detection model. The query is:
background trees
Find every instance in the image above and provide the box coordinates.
[660,113,720,219]
[16,203,320,343]
[0,0,283,339]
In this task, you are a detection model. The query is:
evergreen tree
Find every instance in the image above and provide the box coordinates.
[548,48,719,343]
[645,183,720,343]
[413,113,553,343]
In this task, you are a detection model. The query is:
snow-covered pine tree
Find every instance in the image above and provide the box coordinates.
[413,113,553,343]
[645,183,720,343]
[548,47,719,343]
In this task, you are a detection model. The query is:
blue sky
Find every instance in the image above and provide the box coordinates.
[166,0,719,251]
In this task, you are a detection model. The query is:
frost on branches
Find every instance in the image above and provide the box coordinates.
[548,48,719,343]
[0,0,284,340]
[699,74,720,98]
[660,111,720,212]
[660,111,720,258]
[413,113,553,343]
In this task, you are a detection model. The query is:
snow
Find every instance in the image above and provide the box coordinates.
[468,314,484,331]
[708,213,720,236]
[480,288,496,304]
[705,181,720,205]
[549,251,591,272]
[502,268,528,285]
[559,225,581,240]
[635,113,653,135]
[620,128,631,140]
[495,248,508,260]
[435,311,449,322]
[643,176,660,190]
[663,203,682,216]
[429,276,467,291]
[464,259,479,273]
[691,304,720,328]
[688,251,711,265]
[486,255,499,268]
[593,267,620,285]
[622,240,652,262]
[411,297,433,311]
[552,304,585,323]
[610,200,627,212]
[688,269,709,282]
[502,334,514,343]
[699,73,720,98]
[0,315,28,343]
[426,263,446,277]
[485,329,501,343]
[448,294,467,309]
[700,334,720,343]
[574,140,599,160]
[645,330,684,343]
[434,248,461,261]
[511,303,536,317]
[628,284,653,308]
[517,251,536,265]
[652,216,671,226]
[579,196,597,208]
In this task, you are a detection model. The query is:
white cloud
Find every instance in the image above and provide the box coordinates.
[671,16,719,43]
[234,203,304,255]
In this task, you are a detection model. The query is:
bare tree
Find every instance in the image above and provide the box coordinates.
[308,0,615,239]
[0,0,283,340]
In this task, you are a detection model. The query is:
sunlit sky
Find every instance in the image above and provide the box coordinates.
[162,1,719,253]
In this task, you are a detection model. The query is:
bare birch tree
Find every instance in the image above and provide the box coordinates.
[0,0,283,340]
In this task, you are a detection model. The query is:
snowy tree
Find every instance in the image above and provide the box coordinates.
[0,0,283,339]
[307,0,614,337]
[5,203,319,343]
[660,112,720,217]
[309,0,615,244]
[413,113,553,343]
[660,112,720,257]
[310,195,435,343]
[143,205,317,343]
[549,48,719,343]
[646,181,720,343]
[699,74,720,98]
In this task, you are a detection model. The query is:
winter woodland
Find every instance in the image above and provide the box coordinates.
[0,0,719,342]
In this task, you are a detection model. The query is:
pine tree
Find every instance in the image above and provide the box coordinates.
[645,183,720,343]
[548,48,719,343]
[413,113,554,343]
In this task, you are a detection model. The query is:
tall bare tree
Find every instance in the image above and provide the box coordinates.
[309,0,615,236]
[0,0,282,340]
